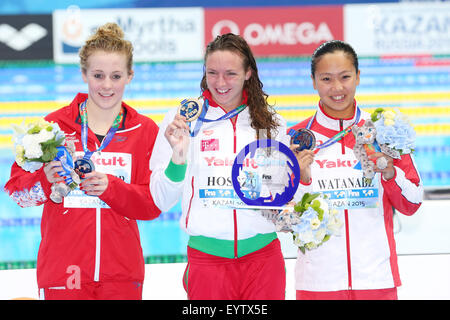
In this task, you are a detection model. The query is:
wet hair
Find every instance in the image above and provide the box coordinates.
[311,40,358,77]
[79,22,133,75]
[200,33,279,139]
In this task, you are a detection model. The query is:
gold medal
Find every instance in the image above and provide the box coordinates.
[178,98,203,122]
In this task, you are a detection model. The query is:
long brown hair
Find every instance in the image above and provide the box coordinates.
[200,33,279,139]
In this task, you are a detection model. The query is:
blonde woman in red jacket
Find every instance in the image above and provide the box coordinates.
[4,23,161,299]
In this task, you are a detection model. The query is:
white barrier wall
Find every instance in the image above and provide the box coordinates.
[279,200,450,258]
[1,255,450,300]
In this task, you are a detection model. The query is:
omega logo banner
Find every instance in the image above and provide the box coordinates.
[0,15,53,60]
[53,7,204,63]
[205,6,343,56]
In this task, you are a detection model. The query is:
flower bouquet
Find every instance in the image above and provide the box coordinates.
[271,192,343,253]
[352,108,415,183]
[12,119,66,172]
[12,119,80,203]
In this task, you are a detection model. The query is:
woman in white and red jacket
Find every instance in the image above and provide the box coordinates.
[149,34,310,300]
[290,40,423,300]
[4,23,161,300]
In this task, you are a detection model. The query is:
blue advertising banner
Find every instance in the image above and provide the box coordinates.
[1,0,401,14]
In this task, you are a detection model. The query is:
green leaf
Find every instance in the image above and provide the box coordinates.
[371,108,385,122]
[294,202,303,213]
[300,192,310,205]
[27,125,41,134]
[305,193,320,204]
[295,192,322,213]
[40,148,57,162]
[317,208,324,220]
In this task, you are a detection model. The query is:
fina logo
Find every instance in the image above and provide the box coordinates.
[0,23,47,51]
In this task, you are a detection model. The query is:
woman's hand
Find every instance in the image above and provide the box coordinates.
[291,146,315,184]
[80,171,109,196]
[43,161,65,184]
[370,152,395,180]
[164,114,191,165]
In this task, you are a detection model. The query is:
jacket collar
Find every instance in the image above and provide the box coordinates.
[315,100,360,131]
[71,93,129,130]
[201,89,248,108]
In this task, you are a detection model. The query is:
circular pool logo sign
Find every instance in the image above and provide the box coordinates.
[231,139,300,207]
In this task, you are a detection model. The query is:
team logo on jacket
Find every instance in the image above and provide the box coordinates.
[201,139,219,152]
[202,129,214,136]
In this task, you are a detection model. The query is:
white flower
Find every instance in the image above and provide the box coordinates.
[22,134,43,159]
[293,235,303,247]
[11,123,27,135]
[384,110,396,120]
[314,228,327,243]
[310,218,321,230]
[299,230,314,243]
[327,215,343,235]
[15,145,25,166]
[35,128,54,143]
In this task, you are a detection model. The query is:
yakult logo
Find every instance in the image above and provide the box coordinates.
[212,20,333,46]
[93,156,127,167]
[316,158,359,169]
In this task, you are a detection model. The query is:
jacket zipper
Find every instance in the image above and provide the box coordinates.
[340,118,352,290]
[94,207,101,282]
[185,177,195,228]
[232,117,238,259]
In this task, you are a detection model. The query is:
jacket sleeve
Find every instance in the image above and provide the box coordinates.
[4,112,64,208]
[149,108,186,212]
[99,120,162,220]
[381,153,423,216]
[100,174,161,220]
[4,161,53,208]
[293,180,313,203]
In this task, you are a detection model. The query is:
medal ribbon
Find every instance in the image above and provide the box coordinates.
[306,105,361,150]
[189,99,247,137]
[79,100,124,160]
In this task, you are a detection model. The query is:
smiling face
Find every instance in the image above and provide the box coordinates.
[311,50,360,119]
[81,50,133,114]
[205,50,251,112]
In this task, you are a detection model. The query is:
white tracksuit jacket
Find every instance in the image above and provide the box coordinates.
[149,92,307,259]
